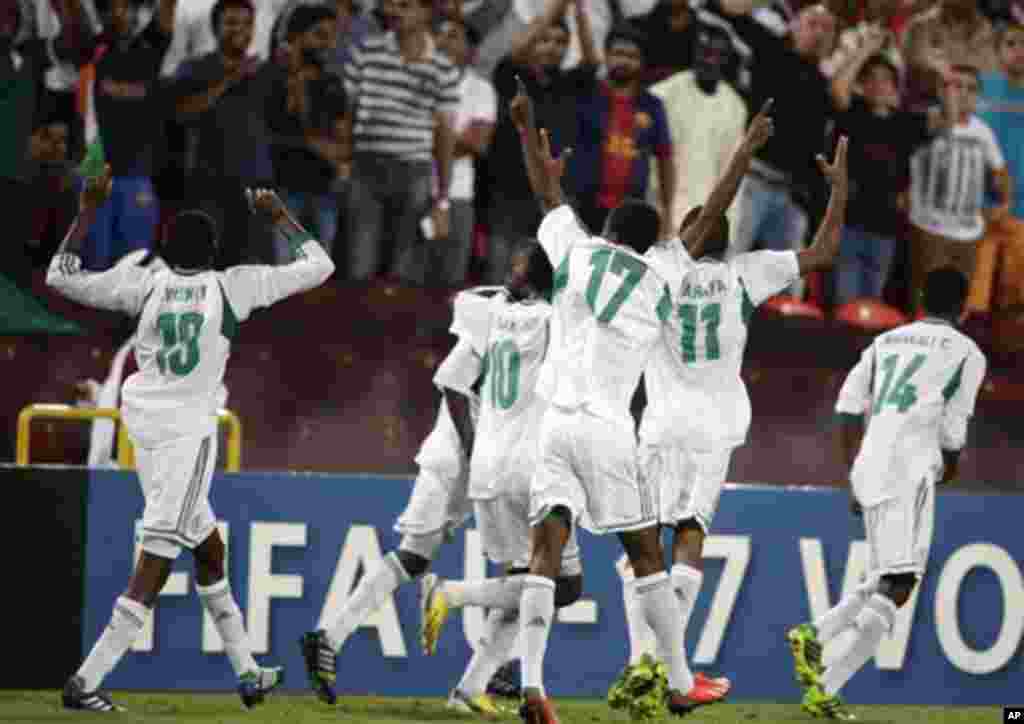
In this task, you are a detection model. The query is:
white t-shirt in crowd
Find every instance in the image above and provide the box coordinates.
[449,69,498,201]
[909,115,1006,242]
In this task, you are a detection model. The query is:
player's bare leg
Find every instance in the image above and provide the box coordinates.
[670,520,730,694]
[618,526,725,716]
[193,529,283,709]
[64,551,173,711]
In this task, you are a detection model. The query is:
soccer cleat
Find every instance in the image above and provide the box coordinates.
[486,660,521,700]
[299,630,337,705]
[608,655,670,720]
[62,675,123,712]
[448,688,507,719]
[788,624,825,688]
[802,685,856,720]
[665,677,728,716]
[695,671,732,694]
[237,666,284,709]
[420,573,451,656]
[520,695,560,724]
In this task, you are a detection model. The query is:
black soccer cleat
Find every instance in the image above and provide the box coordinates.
[237,666,284,709]
[62,675,122,712]
[487,660,521,699]
[299,630,337,705]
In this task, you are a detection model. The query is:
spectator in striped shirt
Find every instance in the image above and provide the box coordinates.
[342,0,460,283]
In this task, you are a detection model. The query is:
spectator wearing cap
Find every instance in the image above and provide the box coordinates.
[268,4,347,259]
[343,0,460,283]
[830,44,949,306]
[567,23,674,236]
[711,1,838,300]
[479,0,596,283]
[172,0,279,266]
[972,22,1024,316]
[79,0,177,271]
[432,15,496,285]
[906,64,1010,312]
[648,18,747,244]
[0,0,96,287]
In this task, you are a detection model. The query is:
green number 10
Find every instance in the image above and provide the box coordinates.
[488,339,521,410]
[678,302,722,363]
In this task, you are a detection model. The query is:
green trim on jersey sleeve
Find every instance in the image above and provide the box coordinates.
[552,255,569,300]
[834,412,865,426]
[657,284,672,323]
[942,357,967,403]
[738,277,755,325]
[218,281,240,340]
[283,229,315,260]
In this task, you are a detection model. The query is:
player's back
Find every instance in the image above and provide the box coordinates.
[470,296,551,498]
[846,319,986,501]
[122,269,236,444]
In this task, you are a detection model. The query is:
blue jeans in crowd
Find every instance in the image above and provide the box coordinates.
[833,225,897,305]
[281,190,338,262]
[729,172,809,298]
[79,176,158,270]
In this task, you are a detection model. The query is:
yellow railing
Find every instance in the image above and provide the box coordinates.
[15,404,242,471]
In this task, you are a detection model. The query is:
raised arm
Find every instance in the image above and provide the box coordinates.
[509,75,571,213]
[681,99,774,257]
[830,26,889,111]
[508,0,574,63]
[796,135,850,275]
[573,0,600,68]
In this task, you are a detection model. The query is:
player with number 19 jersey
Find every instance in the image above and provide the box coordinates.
[532,205,673,535]
[640,243,799,528]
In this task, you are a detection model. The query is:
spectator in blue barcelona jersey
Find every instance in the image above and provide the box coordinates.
[81,0,178,271]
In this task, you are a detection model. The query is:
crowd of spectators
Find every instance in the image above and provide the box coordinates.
[4,0,1024,324]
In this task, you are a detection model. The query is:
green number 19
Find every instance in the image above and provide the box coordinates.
[678,302,722,363]
[156,312,204,376]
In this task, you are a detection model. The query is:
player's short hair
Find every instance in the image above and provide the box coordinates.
[211,0,254,34]
[679,205,729,256]
[516,239,554,299]
[162,210,219,270]
[922,266,968,318]
[603,198,660,255]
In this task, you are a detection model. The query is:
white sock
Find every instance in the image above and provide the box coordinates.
[442,575,528,610]
[77,597,150,692]
[519,575,555,697]
[458,608,520,696]
[814,578,877,644]
[822,627,858,669]
[197,578,258,677]
[820,594,896,696]
[636,571,694,694]
[326,551,410,652]
[671,563,703,635]
[622,572,656,664]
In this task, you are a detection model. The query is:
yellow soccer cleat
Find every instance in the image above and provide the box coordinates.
[420,573,452,656]
[448,688,509,719]
[787,623,824,689]
[802,685,856,720]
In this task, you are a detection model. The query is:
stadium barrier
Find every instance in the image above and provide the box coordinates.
[70,471,1022,705]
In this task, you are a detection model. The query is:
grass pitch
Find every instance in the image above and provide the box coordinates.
[0,691,999,724]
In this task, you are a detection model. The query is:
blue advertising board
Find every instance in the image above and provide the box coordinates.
[82,472,1023,704]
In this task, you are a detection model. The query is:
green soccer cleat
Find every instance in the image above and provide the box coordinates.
[788,623,824,689]
[237,666,284,709]
[802,685,856,720]
[607,654,669,720]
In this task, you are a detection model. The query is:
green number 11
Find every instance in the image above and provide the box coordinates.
[678,302,722,363]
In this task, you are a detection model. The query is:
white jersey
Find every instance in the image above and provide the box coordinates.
[835,318,987,507]
[415,286,501,477]
[536,205,673,427]
[464,295,551,499]
[47,237,335,446]
[641,243,799,448]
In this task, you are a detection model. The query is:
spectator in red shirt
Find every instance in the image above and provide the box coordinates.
[567,23,675,237]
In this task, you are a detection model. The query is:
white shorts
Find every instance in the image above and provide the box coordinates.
[863,480,935,578]
[530,407,656,535]
[135,434,218,560]
[475,493,583,577]
[394,467,471,539]
[640,443,732,532]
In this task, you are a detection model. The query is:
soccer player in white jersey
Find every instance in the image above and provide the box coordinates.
[418,241,585,718]
[500,77,728,724]
[788,267,987,720]
[613,107,850,705]
[299,283,505,705]
[47,168,335,712]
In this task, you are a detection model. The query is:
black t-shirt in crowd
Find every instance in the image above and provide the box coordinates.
[482,59,598,210]
[94,21,172,178]
[835,97,933,237]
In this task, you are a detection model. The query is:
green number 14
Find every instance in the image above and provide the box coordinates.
[874,352,926,413]
[678,302,722,363]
